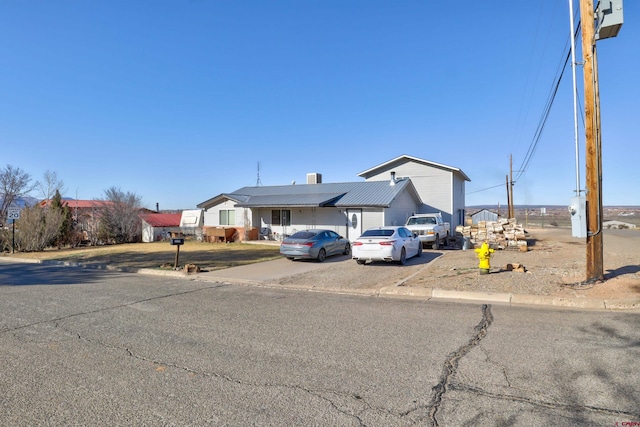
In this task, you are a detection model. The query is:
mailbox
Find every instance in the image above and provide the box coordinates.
[170,238,184,246]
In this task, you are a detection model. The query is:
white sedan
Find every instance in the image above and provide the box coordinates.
[352,226,422,265]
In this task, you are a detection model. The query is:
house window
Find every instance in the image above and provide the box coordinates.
[220,209,235,226]
[271,209,291,226]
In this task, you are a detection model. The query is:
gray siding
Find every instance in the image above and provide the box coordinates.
[383,186,420,226]
[361,209,384,231]
[364,162,454,224]
[452,175,466,228]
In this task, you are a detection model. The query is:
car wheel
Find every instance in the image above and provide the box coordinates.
[432,235,440,250]
[399,247,407,265]
[356,259,366,265]
[286,257,295,261]
[317,248,327,262]
[343,243,351,256]
[417,244,422,257]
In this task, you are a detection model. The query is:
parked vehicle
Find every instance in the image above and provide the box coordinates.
[280,229,351,262]
[405,213,450,249]
[351,226,422,265]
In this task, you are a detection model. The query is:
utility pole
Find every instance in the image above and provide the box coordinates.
[505,155,515,219]
[505,175,511,219]
[580,0,604,281]
[509,154,515,219]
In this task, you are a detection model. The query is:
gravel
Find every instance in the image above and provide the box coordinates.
[274,227,640,301]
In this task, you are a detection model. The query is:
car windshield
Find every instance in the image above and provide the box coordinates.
[360,229,394,237]
[407,217,436,225]
[289,231,316,240]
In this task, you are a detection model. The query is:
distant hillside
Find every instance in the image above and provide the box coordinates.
[0,195,39,208]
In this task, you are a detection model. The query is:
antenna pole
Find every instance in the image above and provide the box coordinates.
[256,162,262,186]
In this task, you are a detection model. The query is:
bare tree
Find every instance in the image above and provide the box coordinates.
[99,187,143,243]
[38,170,66,202]
[0,165,35,223]
[14,204,65,252]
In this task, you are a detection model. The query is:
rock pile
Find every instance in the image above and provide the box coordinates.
[456,218,528,251]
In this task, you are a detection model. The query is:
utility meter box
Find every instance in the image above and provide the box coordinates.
[569,196,587,238]
[596,0,623,40]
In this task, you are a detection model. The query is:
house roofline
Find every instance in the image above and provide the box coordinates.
[357,154,471,182]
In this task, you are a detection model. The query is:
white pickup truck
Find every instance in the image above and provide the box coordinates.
[405,213,450,249]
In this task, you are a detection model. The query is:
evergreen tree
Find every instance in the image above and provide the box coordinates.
[50,190,72,248]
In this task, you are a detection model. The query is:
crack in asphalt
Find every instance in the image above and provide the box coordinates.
[426,304,494,426]
[66,330,372,426]
[479,345,512,388]
[450,383,640,418]
[3,283,376,424]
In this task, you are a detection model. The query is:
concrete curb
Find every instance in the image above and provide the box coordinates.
[2,256,639,311]
[431,289,512,304]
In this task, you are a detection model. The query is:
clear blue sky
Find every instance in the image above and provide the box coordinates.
[1,1,638,210]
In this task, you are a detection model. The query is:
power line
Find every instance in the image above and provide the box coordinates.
[465,183,504,195]
[513,17,582,183]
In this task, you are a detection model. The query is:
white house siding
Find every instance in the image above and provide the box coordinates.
[362,160,469,229]
[141,221,167,243]
[382,186,420,226]
[451,175,466,228]
[252,207,349,238]
[361,209,384,231]
[203,200,242,227]
[141,222,155,243]
[365,162,453,222]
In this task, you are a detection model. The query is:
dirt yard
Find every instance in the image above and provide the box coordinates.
[274,227,640,301]
[400,227,640,300]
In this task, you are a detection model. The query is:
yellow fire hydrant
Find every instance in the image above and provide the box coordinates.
[474,241,494,274]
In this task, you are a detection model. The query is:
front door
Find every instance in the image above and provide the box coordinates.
[346,209,362,241]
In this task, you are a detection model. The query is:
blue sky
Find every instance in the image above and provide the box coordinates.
[1,1,638,210]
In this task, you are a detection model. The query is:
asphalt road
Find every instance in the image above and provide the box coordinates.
[1,262,639,426]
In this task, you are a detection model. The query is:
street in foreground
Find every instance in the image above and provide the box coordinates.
[0,262,639,426]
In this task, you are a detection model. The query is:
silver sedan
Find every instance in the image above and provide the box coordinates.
[280,229,351,262]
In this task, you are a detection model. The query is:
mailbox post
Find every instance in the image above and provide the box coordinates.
[170,237,185,269]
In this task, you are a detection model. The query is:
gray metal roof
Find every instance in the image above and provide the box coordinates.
[199,179,419,209]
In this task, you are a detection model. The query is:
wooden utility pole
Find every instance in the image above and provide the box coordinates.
[580,0,604,281]
[505,175,511,219]
[509,154,515,219]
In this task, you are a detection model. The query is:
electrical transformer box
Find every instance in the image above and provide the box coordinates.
[596,0,623,40]
[569,196,587,238]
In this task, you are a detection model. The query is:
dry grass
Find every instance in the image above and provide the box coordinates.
[4,241,281,271]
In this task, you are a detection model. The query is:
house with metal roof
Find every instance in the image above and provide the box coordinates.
[198,177,421,241]
[197,155,469,241]
[357,155,470,229]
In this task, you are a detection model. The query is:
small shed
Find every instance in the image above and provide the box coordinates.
[470,209,499,224]
[140,213,182,242]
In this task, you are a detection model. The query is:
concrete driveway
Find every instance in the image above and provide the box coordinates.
[196,254,354,284]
